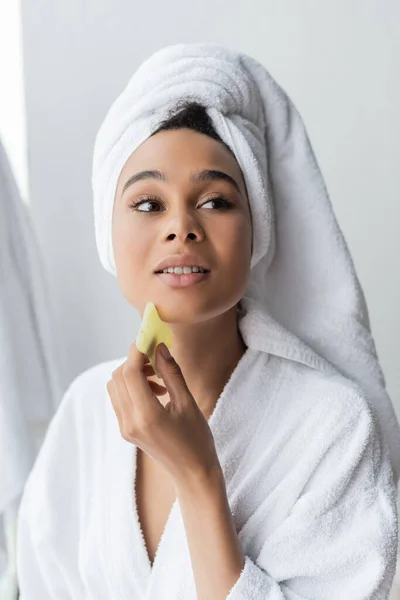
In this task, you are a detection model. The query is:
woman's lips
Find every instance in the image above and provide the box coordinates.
[155,271,211,287]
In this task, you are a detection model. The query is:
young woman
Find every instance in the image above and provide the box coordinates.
[16,43,400,600]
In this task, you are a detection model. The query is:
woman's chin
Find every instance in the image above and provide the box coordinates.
[149,303,211,325]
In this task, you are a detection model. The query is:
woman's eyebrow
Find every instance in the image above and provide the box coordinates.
[121,169,242,196]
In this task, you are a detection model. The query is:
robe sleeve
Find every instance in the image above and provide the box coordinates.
[226,396,398,600]
[16,379,87,599]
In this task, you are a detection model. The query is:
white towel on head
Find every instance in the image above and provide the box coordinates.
[91,42,400,485]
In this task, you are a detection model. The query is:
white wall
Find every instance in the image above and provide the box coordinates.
[20,0,400,421]
[0,0,28,204]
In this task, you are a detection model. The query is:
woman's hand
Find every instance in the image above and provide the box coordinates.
[106,341,221,487]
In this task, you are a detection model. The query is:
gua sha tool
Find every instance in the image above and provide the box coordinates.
[135,302,174,378]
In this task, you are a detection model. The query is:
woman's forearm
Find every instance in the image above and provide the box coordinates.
[174,464,245,600]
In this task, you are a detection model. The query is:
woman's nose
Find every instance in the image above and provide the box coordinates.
[167,231,198,241]
[163,208,205,243]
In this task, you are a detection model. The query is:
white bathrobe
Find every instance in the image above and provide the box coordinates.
[16,316,398,599]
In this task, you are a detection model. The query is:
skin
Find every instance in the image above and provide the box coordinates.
[107,343,247,598]
[108,127,252,598]
[111,127,253,419]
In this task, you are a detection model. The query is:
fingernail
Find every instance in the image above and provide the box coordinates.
[159,343,171,360]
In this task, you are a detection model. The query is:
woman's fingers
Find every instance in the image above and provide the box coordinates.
[148,380,168,396]
[142,359,168,396]
[143,363,156,377]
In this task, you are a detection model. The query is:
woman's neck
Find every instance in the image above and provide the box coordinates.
[155,306,247,416]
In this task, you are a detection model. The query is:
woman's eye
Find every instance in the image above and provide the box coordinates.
[129,198,161,212]
[128,195,233,213]
[201,196,233,210]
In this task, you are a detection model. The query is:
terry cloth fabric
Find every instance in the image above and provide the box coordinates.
[91,42,400,485]
[16,335,398,598]
[0,136,63,584]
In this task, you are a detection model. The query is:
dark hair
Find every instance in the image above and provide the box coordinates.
[151,100,247,319]
[151,99,234,156]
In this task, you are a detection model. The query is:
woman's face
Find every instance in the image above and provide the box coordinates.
[112,127,253,323]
